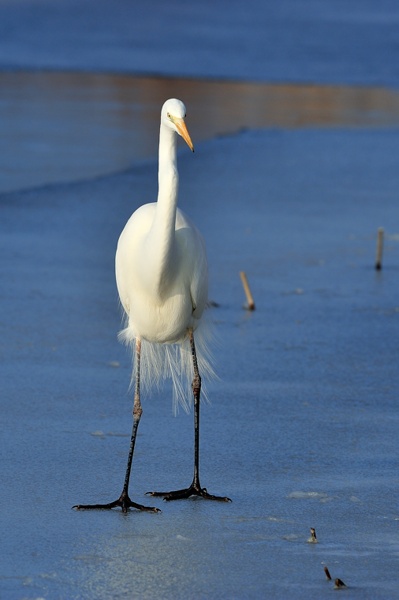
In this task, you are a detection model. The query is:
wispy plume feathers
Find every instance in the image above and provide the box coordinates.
[118,317,216,415]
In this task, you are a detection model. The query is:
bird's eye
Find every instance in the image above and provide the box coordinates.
[167,112,171,118]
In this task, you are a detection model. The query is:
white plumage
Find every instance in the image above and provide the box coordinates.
[116,190,212,412]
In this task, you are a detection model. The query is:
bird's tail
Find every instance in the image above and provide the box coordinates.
[118,317,217,414]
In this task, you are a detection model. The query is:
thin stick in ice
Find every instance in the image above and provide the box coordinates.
[375,227,384,270]
[240,271,255,311]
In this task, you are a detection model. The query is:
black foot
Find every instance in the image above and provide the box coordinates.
[73,490,161,513]
[146,482,231,502]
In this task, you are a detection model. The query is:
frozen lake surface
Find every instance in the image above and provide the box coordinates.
[1,1,399,598]
[2,71,399,194]
[1,0,399,87]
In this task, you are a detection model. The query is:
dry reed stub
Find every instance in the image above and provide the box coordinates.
[307,527,318,543]
[375,226,384,270]
[324,566,332,580]
[239,271,255,310]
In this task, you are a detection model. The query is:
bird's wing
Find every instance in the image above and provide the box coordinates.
[175,208,208,319]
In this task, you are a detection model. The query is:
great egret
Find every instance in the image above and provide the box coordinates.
[74,98,231,512]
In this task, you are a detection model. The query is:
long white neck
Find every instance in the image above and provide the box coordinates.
[146,122,179,298]
[158,122,179,211]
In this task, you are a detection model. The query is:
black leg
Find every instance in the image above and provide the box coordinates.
[73,338,160,513]
[147,329,231,503]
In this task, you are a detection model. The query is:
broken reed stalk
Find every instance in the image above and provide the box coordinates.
[239,271,255,310]
[307,527,318,543]
[375,227,384,270]
[324,566,332,581]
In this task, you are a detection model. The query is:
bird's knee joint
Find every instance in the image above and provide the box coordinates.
[133,400,143,420]
[192,375,201,396]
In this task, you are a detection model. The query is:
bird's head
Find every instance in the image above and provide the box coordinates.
[161,98,194,152]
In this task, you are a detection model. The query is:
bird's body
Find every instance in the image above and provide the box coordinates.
[116,202,207,345]
[74,98,230,513]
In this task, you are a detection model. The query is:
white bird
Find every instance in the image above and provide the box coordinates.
[74,98,230,512]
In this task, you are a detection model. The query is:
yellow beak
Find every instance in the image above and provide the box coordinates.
[173,117,194,152]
